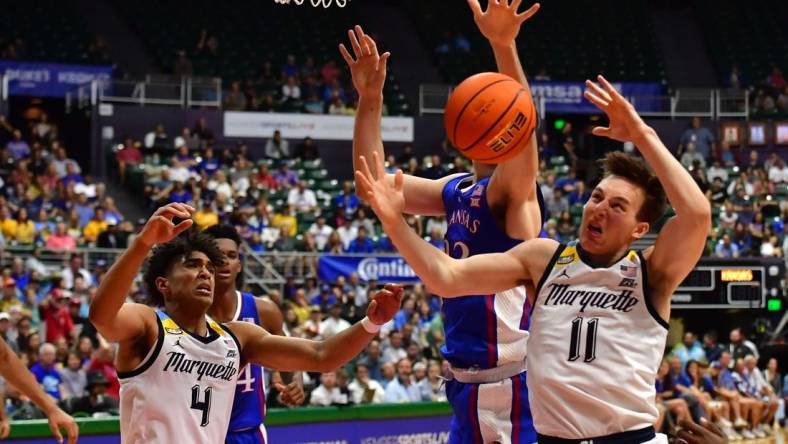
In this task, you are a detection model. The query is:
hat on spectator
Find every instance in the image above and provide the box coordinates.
[320,284,331,294]
[310,305,322,314]
[3,277,15,287]
[86,370,111,388]
[0,312,10,321]
[96,259,108,268]
[413,362,426,372]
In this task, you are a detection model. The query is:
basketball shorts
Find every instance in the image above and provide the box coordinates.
[225,424,267,444]
[446,370,536,444]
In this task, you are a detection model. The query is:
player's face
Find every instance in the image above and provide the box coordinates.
[214,238,241,287]
[579,177,649,257]
[160,251,216,307]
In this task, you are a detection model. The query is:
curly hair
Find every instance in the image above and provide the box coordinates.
[142,227,224,307]
[599,152,668,227]
[203,224,245,289]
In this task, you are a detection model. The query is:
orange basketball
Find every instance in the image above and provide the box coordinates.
[444,72,537,164]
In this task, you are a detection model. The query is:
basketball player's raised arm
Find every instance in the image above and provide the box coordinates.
[356,152,555,297]
[341,26,457,216]
[469,0,543,239]
[584,77,711,313]
[0,337,78,444]
[89,203,195,342]
[231,285,403,372]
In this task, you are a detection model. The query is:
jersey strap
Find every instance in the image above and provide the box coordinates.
[117,311,165,379]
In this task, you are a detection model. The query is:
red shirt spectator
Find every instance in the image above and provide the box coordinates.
[39,289,74,343]
[116,144,142,164]
[87,345,120,399]
[255,164,278,191]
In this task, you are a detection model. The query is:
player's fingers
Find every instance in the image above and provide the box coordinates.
[338,43,355,65]
[356,26,371,55]
[394,169,404,192]
[584,90,609,109]
[49,423,64,444]
[66,421,78,444]
[358,155,375,181]
[372,152,385,182]
[698,417,724,436]
[354,171,373,197]
[379,52,391,73]
[0,422,9,439]
[510,0,522,11]
[585,80,612,103]
[367,299,378,314]
[591,127,611,138]
[174,202,195,214]
[364,33,379,56]
[273,382,287,392]
[597,75,623,100]
[348,28,363,59]
[156,206,192,220]
[678,419,709,435]
[466,0,483,17]
[173,219,194,236]
[517,2,540,20]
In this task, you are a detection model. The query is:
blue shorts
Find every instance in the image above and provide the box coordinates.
[226,425,267,444]
[446,371,536,444]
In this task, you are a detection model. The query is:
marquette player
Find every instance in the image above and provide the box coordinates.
[357,76,710,442]
[341,2,543,442]
[89,203,403,444]
[204,224,305,444]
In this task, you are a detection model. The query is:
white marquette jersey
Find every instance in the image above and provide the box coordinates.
[528,242,669,438]
[119,310,242,444]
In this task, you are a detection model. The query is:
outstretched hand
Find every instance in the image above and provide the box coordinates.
[339,25,390,99]
[366,284,404,325]
[47,407,79,444]
[137,203,195,247]
[467,0,540,48]
[354,152,405,227]
[274,381,306,407]
[584,75,650,143]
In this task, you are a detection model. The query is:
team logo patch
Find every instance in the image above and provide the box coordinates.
[471,185,484,197]
[165,327,184,335]
[470,197,481,208]
[619,278,637,288]
[224,339,236,349]
[226,349,237,358]
[557,254,576,266]
[557,269,571,279]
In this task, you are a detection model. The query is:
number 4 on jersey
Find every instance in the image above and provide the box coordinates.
[568,317,598,363]
[190,385,213,427]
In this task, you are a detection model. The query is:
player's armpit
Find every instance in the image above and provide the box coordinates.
[357,173,462,217]
[91,303,155,343]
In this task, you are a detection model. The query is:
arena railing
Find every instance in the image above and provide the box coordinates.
[65,76,222,111]
[418,85,748,119]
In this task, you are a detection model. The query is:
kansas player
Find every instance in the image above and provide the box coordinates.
[357,77,710,442]
[204,224,305,444]
[341,2,543,442]
[89,203,404,443]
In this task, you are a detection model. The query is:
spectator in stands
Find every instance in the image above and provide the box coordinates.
[418,361,446,402]
[82,209,108,244]
[320,59,340,85]
[281,76,302,103]
[86,344,119,399]
[335,180,360,222]
[287,180,318,214]
[348,362,385,404]
[307,215,334,251]
[144,124,170,152]
[547,187,570,217]
[715,233,740,258]
[12,208,35,244]
[382,330,407,365]
[672,332,706,367]
[768,157,788,183]
[223,81,247,111]
[294,137,319,160]
[346,226,375,253]
[115,140,143,185]
[679,117,716,161]
[768,66,786,90]
[192,117,214,144]
[701,331,724,363]
[39,289,74,344]
[61,255,92,290]
[328,93,348,115]
[727,328,759,362]
[707,178,728,207]
[266,130,290,160]
[6,130,30,160]
[680,142,706,170]
[274,161,299,189]
[320,303,351,339]
[63,369,119,416]
[253,163,277,192]
[384,358,421,403]
[310,372,349,407]
[335,218,358,251]
[59,351,86,400]
[31,343,64,400]
[45,224,74,252]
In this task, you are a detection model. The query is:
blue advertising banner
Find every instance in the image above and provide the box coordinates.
[268,416,452,444]
[318,255,420,284]
[0,61,112,97]
[530,81,663,114]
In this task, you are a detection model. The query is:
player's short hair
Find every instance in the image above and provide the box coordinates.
[600,152,667,227]
[203,224,245,289]
[142,228,224,307]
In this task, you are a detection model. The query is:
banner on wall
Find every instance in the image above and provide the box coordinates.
[0,61,112,97]
[268,416,452,443]
[223,111,414,142]
[318,255,420,284]
[530,81,663,114]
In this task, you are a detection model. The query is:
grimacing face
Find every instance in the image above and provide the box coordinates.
[579,176,649,257]
[155,251,216,308]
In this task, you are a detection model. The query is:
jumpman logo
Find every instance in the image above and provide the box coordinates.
[174,338,184,349]
[557,268,571,279]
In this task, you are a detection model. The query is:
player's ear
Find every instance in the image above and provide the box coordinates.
[155,276,170,298]
[632,221,649,240]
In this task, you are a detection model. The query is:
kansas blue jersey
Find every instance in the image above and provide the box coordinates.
[440,173,545,370]
[228,292,267,433]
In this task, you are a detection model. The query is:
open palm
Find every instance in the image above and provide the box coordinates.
[354,152,405,227]
[468,0,540,48]
[584,75,650,143]
[339,25,390,98]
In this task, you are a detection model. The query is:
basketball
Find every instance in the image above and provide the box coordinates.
[444,72,537,164]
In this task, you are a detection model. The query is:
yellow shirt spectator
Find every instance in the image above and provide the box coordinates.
[0,217,17,240]
[272,213,297,237]
[14,220,36,244]
[194,209,219,230]
[83,220,108,243]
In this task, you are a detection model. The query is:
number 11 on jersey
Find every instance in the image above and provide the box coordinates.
[568,317,598,363]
